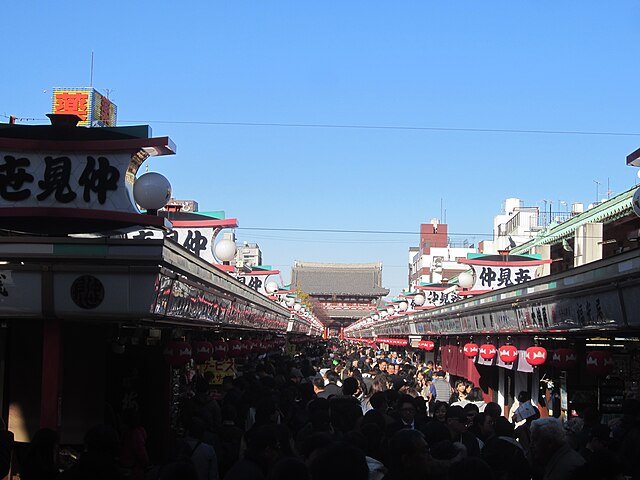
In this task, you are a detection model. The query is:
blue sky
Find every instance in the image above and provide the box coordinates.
[3,1,640,297]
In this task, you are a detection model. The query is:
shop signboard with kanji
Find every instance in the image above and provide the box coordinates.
[0,150,139,213]
[166,226,217,263]
[416,284,461,307]
[459,253,552,292]
[52,88,117,127]
[0,151,139,213]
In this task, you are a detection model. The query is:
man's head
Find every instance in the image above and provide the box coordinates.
[290,368,304,383]
[378,361,388,372]
[312,377,325,394]
[370,391,389,411]
[530,418,567,465]
[463,403,480,424]
[484,402,502,420]
[397,395,417,424]
[446,406,468,435]
[308,441,368,480]
[342,377,360,397]
[385,429,431,480]
[324,369,339,385]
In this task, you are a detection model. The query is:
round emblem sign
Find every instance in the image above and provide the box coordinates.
[70,275,105,309]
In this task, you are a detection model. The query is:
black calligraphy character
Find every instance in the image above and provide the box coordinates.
[0,155,34,201]
[585,301,592,324]
[165,230,179,242]
[37,156,77,203]
[183,230,208,255]
[427,291,437,304]
[133,230,154,240]
[78,156,119,204]
[479,267,497,287]
[248,277,263,291]
[0,273,7,297]
[514,268,532,284]
[596,299,604,322]
[497,268,513,287]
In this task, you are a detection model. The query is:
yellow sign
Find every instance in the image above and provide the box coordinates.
[204,359,235,385]
[52,88,117,127]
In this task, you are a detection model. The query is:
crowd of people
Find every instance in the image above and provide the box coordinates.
[4,340,640,480]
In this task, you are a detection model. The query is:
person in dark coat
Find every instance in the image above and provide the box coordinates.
[445,406,480,457]
[0,417,13,480]
[58,425,123,480]
[21,428,59,480]
[389,395,429,435]
[529,417,585,480]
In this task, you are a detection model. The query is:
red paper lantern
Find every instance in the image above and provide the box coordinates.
[212,339,228,360]
[498,345,518,363]
[552,348,577,370]
[479,344,497,360]
[525,346,547,366]
[586,350,614,376]
[163,340,192,367]
[227,340,243,358]
[192,340,213,364]
[418,340,435,351]
[463,343,479,357]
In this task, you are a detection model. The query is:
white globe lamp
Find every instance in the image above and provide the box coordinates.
[399,301,408,312]
[214,238,237,263]
[386,306,395,315]
[633,187,640,218]
[458,270,475,290]
[294,303,302,312]
[285,297,296,307]
[372,314,380,321]
[133,172,172,213]
[265,281,279,294]
[414,293,425,306]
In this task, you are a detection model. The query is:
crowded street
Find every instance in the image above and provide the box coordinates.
[2,2,640,479]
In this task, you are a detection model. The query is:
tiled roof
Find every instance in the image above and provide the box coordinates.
[511,186,636,253]
[292,262,390,297]
[321,309,369,319]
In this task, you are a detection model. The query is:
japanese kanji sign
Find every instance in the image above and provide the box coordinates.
[0,151,138,213]
[458,253,552,292]
[470,264,536,290]
[419,288,461,307]
[166,227,216,263]
[52,88,117,127]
